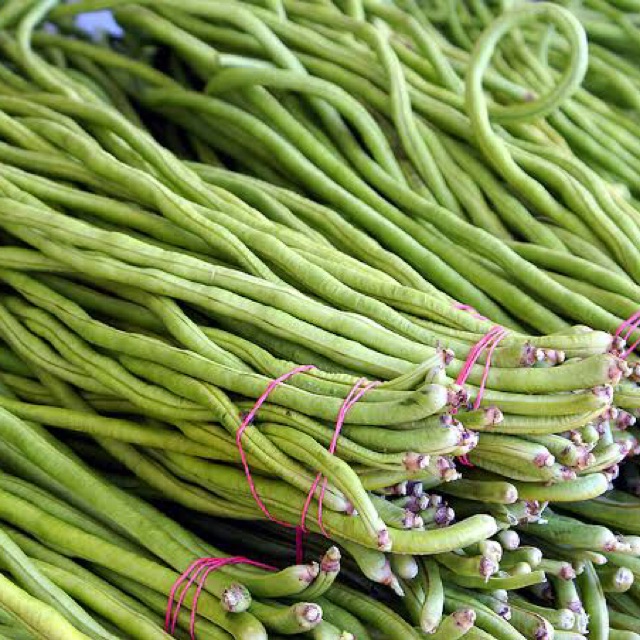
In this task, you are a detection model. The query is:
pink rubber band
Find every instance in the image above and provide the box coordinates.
[299,380,369,535]
[453,303,489,322]
[299,379,379,540]
[451,305,508,466]
[453,326,508,468]
[166,556,276,638]
[472,327,509,410]
[236,365,316,527]
[623,337,640,360]
[235,366,379,566]
[455,325,503,386]
[454,319,509,408]
[616,311,640,359]
[317,379,379,537]
[189,562,229,638]
[166,558,208,633]
[615,311,640,339]
[296,378,365,558]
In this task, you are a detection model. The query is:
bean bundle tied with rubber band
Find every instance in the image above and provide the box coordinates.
[0,0,638,638]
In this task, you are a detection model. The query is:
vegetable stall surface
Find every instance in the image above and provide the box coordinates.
[0,0,638,639]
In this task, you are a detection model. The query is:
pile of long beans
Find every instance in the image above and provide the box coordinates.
[0,0,638,638]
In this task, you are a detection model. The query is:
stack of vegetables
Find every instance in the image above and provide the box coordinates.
[0,0,638,638]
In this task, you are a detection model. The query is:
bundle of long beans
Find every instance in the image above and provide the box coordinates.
[0,0,638,638]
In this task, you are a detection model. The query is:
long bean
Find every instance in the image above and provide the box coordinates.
[1,4,640,639]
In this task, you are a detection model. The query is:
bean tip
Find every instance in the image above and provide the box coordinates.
[297,603,322,626]
[593,384,614,403]
[377,528,392,552]
[221,583,251,613]
[453,608,476,630]
[485,405,503,425]
[404,452,430,471]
